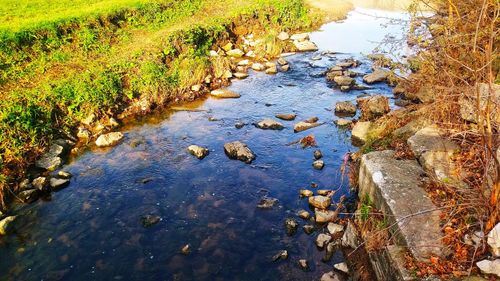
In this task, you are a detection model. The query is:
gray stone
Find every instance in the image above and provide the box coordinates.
[36,144,64,171]
[277,32,290,41]
[363,68,390,84]
[334,76,355,87]
[187,145,209,159]
[256,118,284,130]
[327,223,344,236]
[316,233,332,248]
[0,216,16,235]
[290,33,309,41]
[50,178,70,191]
[351,121,372,146]
[294,121,321,132]
[313,160,324,170]
[223,141,256,164]
[95,132,124,147]
[459,83,500,123]
[476,259,500,277]
[309,196,331,209]
[488,223,500,257]
[315,209,337,223]
[275,113,296,121]
[251,63,266,71]
[341,221,359,249]
[226,48,244,58]
[18,189,39,203]
[210,89,241,98]
[58,171,72,179]
[335,101,357,116]
[359,150,444,260]
[32,177,49,192]
[334,262,349,273]
[294,40,318,52]
[357,95,390,120]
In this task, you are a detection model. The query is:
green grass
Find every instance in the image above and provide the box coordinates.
[0,0,331,208]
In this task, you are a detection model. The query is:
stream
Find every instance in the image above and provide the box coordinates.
[0,7,410,281]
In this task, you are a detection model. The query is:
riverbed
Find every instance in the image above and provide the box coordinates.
[0,7,410,281]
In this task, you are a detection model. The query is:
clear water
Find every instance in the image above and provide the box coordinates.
[0,8,409,281]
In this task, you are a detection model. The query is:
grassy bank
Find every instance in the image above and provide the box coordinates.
[0,0,352,208]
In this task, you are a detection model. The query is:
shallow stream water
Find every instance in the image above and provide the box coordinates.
[0,7,410,281]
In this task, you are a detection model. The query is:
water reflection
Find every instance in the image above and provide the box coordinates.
[0,7,409,281]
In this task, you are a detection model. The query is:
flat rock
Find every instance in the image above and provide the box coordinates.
[256,118,284,130]
[50,178,70,191]
[251,63,266,71]
[488,223,500,257]
[96,132,124,147]
[335,101,357,116]
[363,68,390,84]
[476,259,500,277]
[210,89,241,98]
[233,72,249,79]
[0,216,16,235]
[223,141,256,163]
[351,121,372,146]
[275,113,296,121]
[298,210,311,220]
[300,189,314,197]
[187,145,209,159]
[309,196,331,209]
[333,76,355,87]
[335,119,352,126]
[265,65,278,74]
[359,150,444,260]
[316,233,332,248]
[294,121,321,133]
[290,33,309,41]
[294,40,318,52]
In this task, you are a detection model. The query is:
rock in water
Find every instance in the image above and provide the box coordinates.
[181,244,191,255]
[95,132,124,147]
[298,210,311,220]
[315,209,337,223]
[141,215,161,227]
[0,216,16,235]
[18,189,39,203]
[316,233,332,248]
[298,259,309,271]
[309,196,331,209]
[333,76,355,87]
[335,101,357,116]
[233,72,249,79]
[313,160,325,170]
[334,262,349,273]
[50,178,70,191]
[290,33,310,41]
[327,223,344,236]
[272,250,288,262]
[363,68,389,84]
[257,197,278,209]
[223,141,256,163]
[303,224,315,235]
[300,189,314,197]
[275,113,296,121]
[58,171,72,179]
[256,118,284,130]
[210,89,241,98]
[314,150,323,160]
[251,63,266,71]
[294,121,321,133]
[335,119,352,126]
[265,65,278,74]
[32,177,49,192]
[36,144,64,171]
[187,145,209,159]
[285,218,298,236]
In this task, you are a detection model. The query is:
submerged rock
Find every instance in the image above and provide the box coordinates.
[316,233,332,248]
[0,216,16,235]
[313,160,325,170]
[210,89,241,98]
[141,215,161,228]
[314,150,323,160]
[303,224,315,235]
[187,145,209,160]
[275,113,296,121]
[298,210,311,220]
[257,197,278,209]
[272,250,288,262]
[256,118,284,130]
[294,121,321,133]
[223,141,256,164]
[95,132,124,147]
[18,189,39,204]
[309,196,331,209]
[285,218,299,236]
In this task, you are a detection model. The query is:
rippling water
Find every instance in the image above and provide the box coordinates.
[0,7,409,281]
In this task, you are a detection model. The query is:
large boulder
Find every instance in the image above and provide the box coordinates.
[210,89,241,98]
[95,132,124,147]
[357,95,390,120]
[223,141,256,164]
[335,101,357,116]
[363,68,390,84]
[256,119,284,130]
